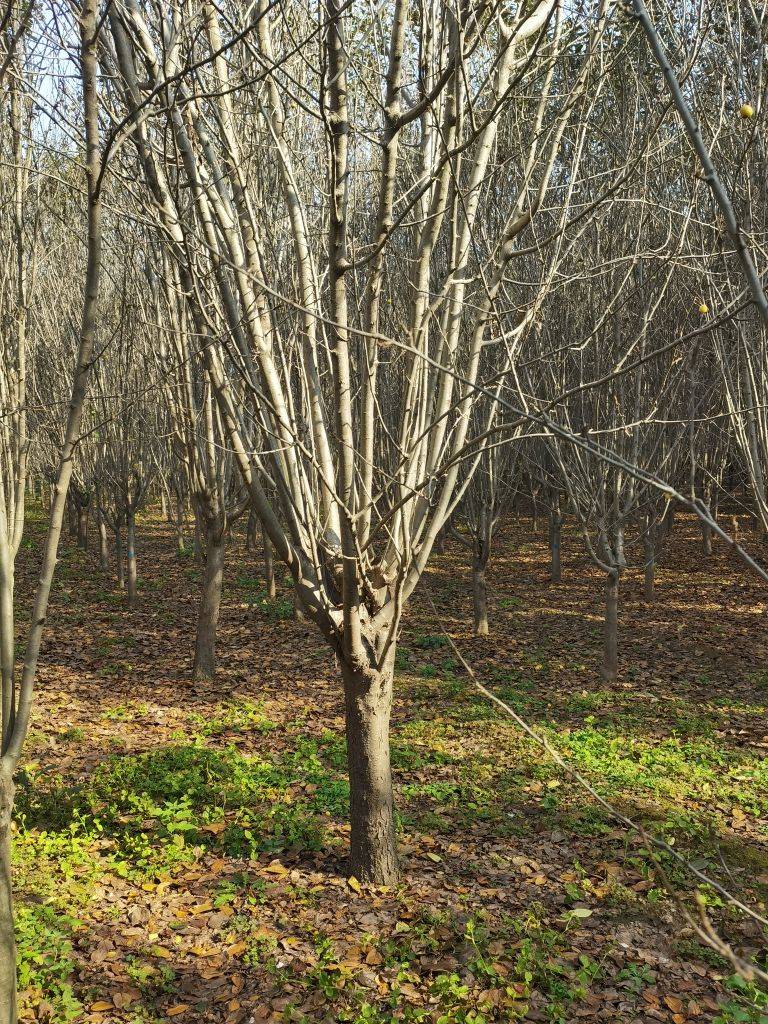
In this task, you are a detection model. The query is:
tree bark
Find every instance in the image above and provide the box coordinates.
[245,510,257,553]
[549,496,562,582]
[343,660,398,885]
[701,520,712,556]
[602,570,619,681]
[126,511,137,605]
[115,522,125,589]
[643,532,655,603]
[77,505,88,550]
[0,562,14,748]
[262,522,276,600]
[192,527,225,680]
[175,498,186,557]
[67,495,77,539]
[193,514,203,563]
[434,525,446,555]
[472,563,489,636]
[0,768,16,1024]
[98,513,108,570]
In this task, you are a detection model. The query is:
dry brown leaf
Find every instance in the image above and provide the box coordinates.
[664,995,684,1013]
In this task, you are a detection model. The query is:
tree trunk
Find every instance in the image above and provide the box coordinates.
[643,532,655,603]
[192,528,225,680]
[472,563,489,636]
[662,502,676,540]
[0,562,14,746]
[549,498,562,582]
[126,512,137,605]
[701,520,712,556]
[602,570,619,681]
[67,496,77,539]
[342,660,398,885]
[262,523,276,600]
[433,525,446,555]
[245,510,257,553]
[115,523,125,589]
[77,506,88,550]
[175,499,186,557]
[0,768,16,1024]
[193,514,203,564]
[98,514,108,570]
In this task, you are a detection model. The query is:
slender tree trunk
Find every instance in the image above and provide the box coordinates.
[160,492,168,519]
[472,561,489,636]
[262,522,276,600]
[662,502,676,541]
[126,512,137,605]
[98,513,108,570]
[67,496,77,539]
[0,562,14,746]
[193,514,203,564]
[115,523,125,589]
[602,570,619,681]
[549,496,562,582]
[701,520,712,556]
[245,510,257,553]
[175,498,186,557]
[77,504,88,551]
[342,659,398,885]
[192,527,225,680]
[0,767,16,1024]
[643,527,655,603]
[434,525,446,555]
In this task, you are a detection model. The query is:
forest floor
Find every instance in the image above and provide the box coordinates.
[11,507,768,1024]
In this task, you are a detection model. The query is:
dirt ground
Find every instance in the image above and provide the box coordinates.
[11,508,768,1024]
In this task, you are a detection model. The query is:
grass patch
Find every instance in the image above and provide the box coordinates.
[15,739,350,876]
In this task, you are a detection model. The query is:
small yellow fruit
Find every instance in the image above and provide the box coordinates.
[698,302,709,315]
[740,103,755,118]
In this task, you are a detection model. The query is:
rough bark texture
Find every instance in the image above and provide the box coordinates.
[343,660,398,885]
[472,565,489,636]
[0,769,16,1024]
[192,529,225,680]
[602,570,619,681]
